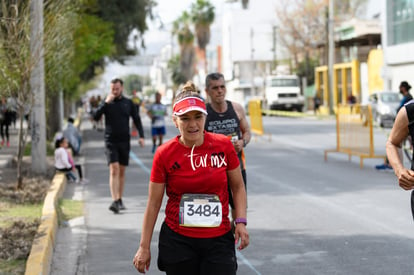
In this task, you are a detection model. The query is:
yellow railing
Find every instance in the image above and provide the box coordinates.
[324,104,386,168]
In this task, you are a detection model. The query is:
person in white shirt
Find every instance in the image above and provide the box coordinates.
[54,135,87,183]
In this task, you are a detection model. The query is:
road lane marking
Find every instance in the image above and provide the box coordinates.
[237,250,262,275]
[129,151,151,175]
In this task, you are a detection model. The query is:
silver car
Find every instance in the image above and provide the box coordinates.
[368,91,401,128]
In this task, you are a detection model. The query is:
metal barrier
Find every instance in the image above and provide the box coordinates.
[324,104,386,168]
[248,100,271,140]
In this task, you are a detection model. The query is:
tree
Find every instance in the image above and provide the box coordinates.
[123,74,150,93]
[276,0,326,74]
[0,0,33,187]
[172,11,196,82]
[276,0,369,74]
[44,3,114,139]
[168,54,187,89]
[94,0,156,59]
[190,0,215,73]
[30,0,47,174]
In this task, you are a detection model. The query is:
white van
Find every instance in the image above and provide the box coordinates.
[263,75,304,111]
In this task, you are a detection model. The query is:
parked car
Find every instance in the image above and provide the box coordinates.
[368,91,401,128]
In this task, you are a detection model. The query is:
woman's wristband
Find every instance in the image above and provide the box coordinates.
[234,217,247,226]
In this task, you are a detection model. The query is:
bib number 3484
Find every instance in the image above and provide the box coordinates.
[179,194,222,227]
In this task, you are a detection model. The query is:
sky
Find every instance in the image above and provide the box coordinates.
[140,0,380,56]
[141,0,223,55]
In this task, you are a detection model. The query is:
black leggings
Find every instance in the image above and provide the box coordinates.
[0,121,9,142]
[163,260,236,275]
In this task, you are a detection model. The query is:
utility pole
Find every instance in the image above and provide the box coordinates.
[30,0,47,173]
[328,0,335,114]
[272,25,278,72]
[250,27,255,96]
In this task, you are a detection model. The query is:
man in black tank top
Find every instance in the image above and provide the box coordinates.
[204,72,252,223]
[386,83,414,219]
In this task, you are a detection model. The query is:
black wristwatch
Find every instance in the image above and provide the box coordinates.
[243,139,247,148]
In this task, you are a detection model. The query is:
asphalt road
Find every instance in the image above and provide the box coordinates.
[51,114,414,275]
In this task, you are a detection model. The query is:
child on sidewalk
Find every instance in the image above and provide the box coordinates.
[54,134,88,183]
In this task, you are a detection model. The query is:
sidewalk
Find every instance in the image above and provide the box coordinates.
[0,125,19,169]
[0,126,23,177]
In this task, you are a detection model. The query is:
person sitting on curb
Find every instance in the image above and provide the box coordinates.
[63,117,82,156]
[54,134,88,184]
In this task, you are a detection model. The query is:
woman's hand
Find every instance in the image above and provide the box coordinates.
[133,247,151,274]
[234,224,249,250]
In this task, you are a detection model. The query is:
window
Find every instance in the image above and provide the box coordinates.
[271,79,299,87]
[380,93,400,102]
[387,0,414,45]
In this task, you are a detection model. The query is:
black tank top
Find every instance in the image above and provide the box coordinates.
[205,101,245,170]
[205,100,242,140]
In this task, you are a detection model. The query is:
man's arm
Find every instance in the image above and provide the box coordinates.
[233,101,251,148]
[93,101,106,121]
[387,107,414,190]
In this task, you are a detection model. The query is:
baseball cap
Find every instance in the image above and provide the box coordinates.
[173,96,207,116]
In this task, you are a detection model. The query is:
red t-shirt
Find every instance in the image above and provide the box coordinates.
[151,131,240,238]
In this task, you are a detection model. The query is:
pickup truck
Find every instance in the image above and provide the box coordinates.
[263,75,304,111]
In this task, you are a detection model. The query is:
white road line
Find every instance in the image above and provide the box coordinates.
[236,250,262,275]
[129,151,151,175]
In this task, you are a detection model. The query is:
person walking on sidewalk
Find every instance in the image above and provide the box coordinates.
[94,78,145,214]
[147,92,167,153]
[63,116,82,156]
[133,86,249,274]
[204,72,251,224]
[0,97,12,147]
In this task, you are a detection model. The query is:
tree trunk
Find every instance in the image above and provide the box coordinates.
[47,92,61,139]
[30,0,47,174]
[16,106,28,190]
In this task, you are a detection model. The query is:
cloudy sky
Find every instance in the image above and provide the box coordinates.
[141,0,224,55]
[141,0,380,56]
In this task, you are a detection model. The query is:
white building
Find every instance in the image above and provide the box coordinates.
[220,0,283,104]
[381,0,414,90]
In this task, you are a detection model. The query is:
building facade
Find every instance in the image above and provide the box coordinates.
[382,0,414,90]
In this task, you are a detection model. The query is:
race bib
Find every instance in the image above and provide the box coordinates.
[179,194,222,227]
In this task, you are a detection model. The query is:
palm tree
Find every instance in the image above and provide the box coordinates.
[172,11,195,83]
[190,0,215,72]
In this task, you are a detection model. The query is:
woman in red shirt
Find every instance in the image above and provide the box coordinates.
[133,84,249,274]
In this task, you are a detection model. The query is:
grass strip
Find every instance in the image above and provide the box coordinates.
[57,198,84,225]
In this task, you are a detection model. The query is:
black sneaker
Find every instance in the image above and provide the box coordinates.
[117,198,126,210]
[109,201,119,214]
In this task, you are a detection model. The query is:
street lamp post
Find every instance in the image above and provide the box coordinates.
[272,25,278,72]
[328,0,335,114]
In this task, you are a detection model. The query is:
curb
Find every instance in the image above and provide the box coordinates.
[25,108,83,275]
[24,173,66,275]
